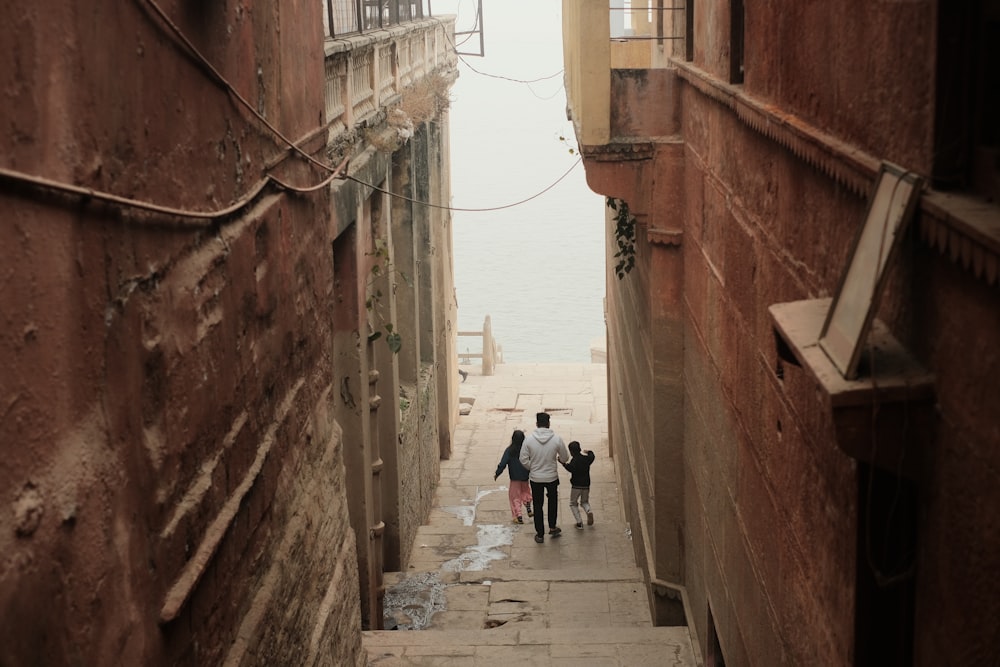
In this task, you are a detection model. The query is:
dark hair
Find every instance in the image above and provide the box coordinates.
[511,429,525,455]
[569,440,581,454]
[536,412,550,427]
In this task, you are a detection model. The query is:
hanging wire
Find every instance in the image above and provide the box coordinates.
[442,21,564,85]
[863,171,919,588]
[2,1,579,220]
[344,157,582,212]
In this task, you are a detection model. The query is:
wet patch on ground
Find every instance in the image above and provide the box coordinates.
[383,572,447,630]
[442,523,515,572]
[439,486,501,526]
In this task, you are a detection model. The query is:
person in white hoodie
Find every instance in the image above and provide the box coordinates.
[519,412,571,543]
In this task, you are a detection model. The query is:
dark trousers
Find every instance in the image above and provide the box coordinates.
[529,479,560,537]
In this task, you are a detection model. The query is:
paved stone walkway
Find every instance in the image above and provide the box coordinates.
[363,363,699,666]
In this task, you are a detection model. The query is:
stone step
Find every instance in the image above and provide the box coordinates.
[373,568,699,665]
[364,625,698,666]
[385,566,648,585]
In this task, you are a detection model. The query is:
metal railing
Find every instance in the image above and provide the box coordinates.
[324,0,433,39]
[610,3,685,43]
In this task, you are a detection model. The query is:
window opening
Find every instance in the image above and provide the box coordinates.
[729,0,744,84]
[933,0,1000,201]
[685,0,694,61]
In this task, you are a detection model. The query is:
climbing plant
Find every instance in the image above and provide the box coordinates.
[607,197,636,279]
[365,238,407,354]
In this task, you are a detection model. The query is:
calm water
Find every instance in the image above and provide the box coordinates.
[443,1,606,363]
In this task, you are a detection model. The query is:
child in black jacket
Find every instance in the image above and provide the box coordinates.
[562,441,596,529]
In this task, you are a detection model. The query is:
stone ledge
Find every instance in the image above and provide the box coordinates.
[769,298,935,478]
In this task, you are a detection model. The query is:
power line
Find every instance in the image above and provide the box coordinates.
[2,2,577,221]
[457,54,564,85]
[0,157,350,223]
[442,15,564,85]
[345,157,582,212]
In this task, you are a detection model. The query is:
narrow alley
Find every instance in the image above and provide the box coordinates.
[364,363,698,666]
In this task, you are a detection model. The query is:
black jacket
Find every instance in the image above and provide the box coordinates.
[562,451,595,488]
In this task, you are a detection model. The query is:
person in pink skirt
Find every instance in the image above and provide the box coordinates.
[494,429,533,523]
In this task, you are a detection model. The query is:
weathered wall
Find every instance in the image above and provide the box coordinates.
[604,205,654,577]
[382,118,451,573]
[325,107,459,629]
[681,85,861,664]
[745,1,935,172]
[397,369,441,567]
[0,1,364,665]
[583,0,1000,664]
[678,1,999,664]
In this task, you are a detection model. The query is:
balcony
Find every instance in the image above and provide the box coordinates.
[324,13,457,143]
[563,0,684,155]
[323,0,431,39]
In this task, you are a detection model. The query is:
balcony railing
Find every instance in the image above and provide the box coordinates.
[609,2,684,67]
[324,0,433,39]
[563,0,686,149]
[324,17,456,141]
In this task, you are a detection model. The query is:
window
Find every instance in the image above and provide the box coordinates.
[685,0,694,61]
[729,0,744,84]
[325,0,429,38]
[933,0,1000,201]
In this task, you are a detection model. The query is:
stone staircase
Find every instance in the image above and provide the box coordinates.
[362,364,700,665]
[365,566,697,665]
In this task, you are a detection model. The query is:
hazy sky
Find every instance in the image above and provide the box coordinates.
[435,1,608,363]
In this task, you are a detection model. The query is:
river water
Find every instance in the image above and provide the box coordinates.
[443,1,607,363]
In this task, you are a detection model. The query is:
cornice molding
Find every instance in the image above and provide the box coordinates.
[671,59,1000,287]
[648,227,683,246]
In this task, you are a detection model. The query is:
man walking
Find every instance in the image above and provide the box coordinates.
[519,412,570,544]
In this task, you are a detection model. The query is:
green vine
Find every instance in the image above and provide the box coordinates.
[607,197,636,279]
[365,238,408,354]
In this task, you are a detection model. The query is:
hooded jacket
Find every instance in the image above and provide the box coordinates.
[518,427,570,483]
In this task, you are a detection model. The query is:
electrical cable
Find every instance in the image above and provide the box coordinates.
[143,0,576,210]
[2,3,576,220]
[0,165,271,221]
[441,19,564,85]
[142,0,578,214]
[457,53,563,85]
[0,157,350,222]
[139,0,337,179]
[344,157,582,212]
[527,81,567,101]
[452,0,480,48]
[862,170,918,588]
